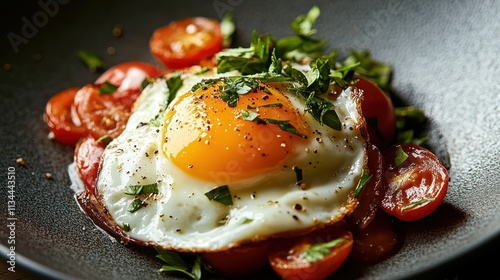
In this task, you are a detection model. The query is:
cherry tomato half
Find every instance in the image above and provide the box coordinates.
[202,241,272,278]
[357,77,396,149]
[75,62,162,140]
[95,61,162,107]
[74,135,105,195]
[348,143,384,231]
[44,87,86,146]
[150,17,223,69]
[268,226,353,280]
[380,144,449,221]
[74,84,132,140]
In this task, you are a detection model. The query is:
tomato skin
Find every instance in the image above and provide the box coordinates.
[150,17,223,69]
[349,212,398,263]
[349,143,384,231]
[74,84,132,139]
[75,62,162,140]
[380,144,449,221]
[44,87,86,146]
[74,135,105,195]
[357,77,396,149]
[202,241,272,278]
[95,61,162,107]
[268,226,353,280]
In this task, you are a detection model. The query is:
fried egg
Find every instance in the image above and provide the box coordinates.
[96,66,366,252]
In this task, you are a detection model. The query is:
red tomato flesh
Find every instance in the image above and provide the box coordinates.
[349,212,398,263]
[268,226,353,280]
[74,135,105,195]
[349,143,384,231]
[357,77,396,149]
[202,241,272,278]
[44,87,86,146]
[150,17,223,69]
[380,144,449,221]
[95,61,162,107]
[74,84,132,140]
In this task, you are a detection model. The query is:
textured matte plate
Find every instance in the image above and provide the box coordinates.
[1,0,499,279]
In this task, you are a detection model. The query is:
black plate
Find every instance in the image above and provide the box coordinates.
[1,0,499,279]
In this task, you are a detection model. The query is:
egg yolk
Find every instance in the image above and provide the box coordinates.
[161,80,310,185]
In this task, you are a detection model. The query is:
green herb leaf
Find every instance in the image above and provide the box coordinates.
[291,5,320,36]
[155,248,201,280]
[155,248,188,269]
[166,73,183,105]
[216,31,275,74]
[141,77,156,90]
[220,76,259,107]
[354,169,373,198]
[342,49,393,93]
[275,5,326,61]
[394,145,409,167]
[269,49,283,74]
[401,198,435,212]
[149,111,164,127]
[77,50,105,72]
[306,97,341,131]
[240,109,260,121]
[247,103,283,109]
[205,185,233,206]
[301,238,345,263]
[240,217,254,225]
[95,134,113,146]
[98,81,119,95]
[265,118,308,139]
[191,255,202,280]
[122,222,131,232]
[220,12,235,48]
[127,198,143,213]
[240,110,307,139]
[123,183,159,195]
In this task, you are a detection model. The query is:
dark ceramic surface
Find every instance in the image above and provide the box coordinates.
[1,0,499,279]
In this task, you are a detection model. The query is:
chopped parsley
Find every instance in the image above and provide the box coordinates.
[123,183,159,195]
[166,72,183,105]
[204,185,233,206]
[301,238,345,263]
[247,103,283,109]
[123,183,159,213]
[240,109,307,139]
[127,198,143,213]
[149,75,184,127]
[98,81,119,95]
[220,76,259,107]
[77,50,105,72]
[95,134,113,146]
[141,77,156,90]
[354,169,373,198]
[401,198,435,212]
[220,12,235,48]
[122,222,131,232]
[394,145,409,167]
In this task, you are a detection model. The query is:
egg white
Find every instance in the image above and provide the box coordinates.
[96,67,366,252]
